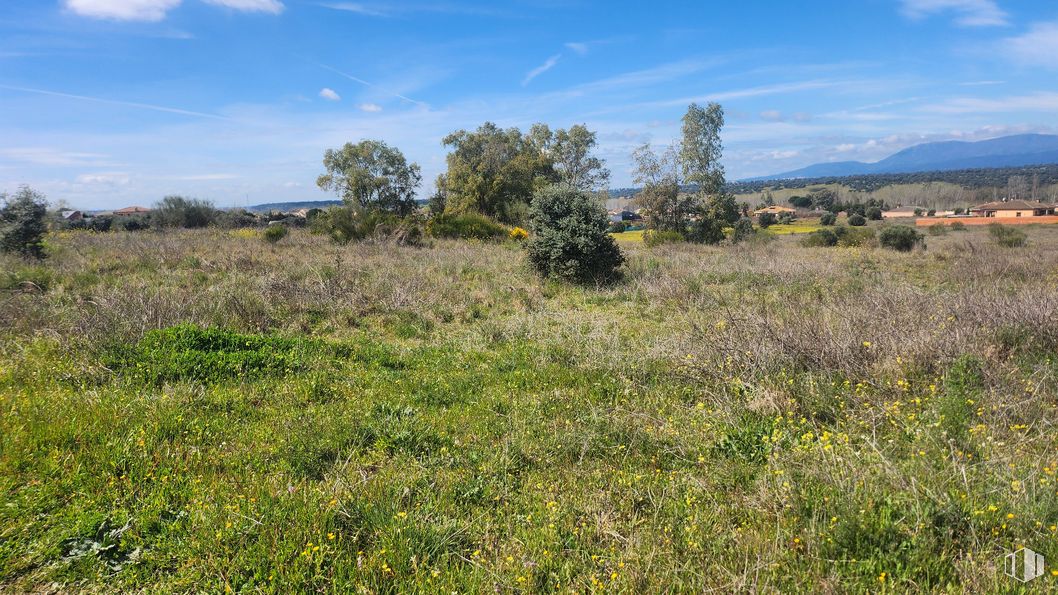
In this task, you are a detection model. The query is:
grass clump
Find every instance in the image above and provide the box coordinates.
[109,324,329,386]
[263,224,288,243]
[427,212,507,240]
[988,223,1027,248]
[643,229,685,247]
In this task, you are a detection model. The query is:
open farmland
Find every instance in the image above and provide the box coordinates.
[2,226,1058,592]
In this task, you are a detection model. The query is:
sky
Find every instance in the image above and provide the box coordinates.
[1,0,1057,210]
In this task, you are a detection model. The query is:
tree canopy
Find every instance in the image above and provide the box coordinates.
[317,140,422,216]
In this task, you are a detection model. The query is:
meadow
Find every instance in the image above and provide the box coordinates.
[2,225,1058,592]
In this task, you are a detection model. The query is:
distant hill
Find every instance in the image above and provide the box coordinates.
[241,200,342,213]
[749,134,1058,181]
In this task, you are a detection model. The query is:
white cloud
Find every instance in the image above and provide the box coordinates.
[1004,21,1058,69]
[522,54,561,86]
[318,2,389,16]
[201,0,284,14]
[64,0,182,22]
[898,0,1009,27]
[0,84,230,120]
[760,110,784,122]
[359,103,382,112]
[318,88,341,101]
[76,172,130,186]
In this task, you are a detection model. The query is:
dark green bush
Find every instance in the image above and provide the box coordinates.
[263,224,288,243]
[643,230,685,247]
[949,221,965,231]
[819,212,837,226]
[0,186,48,259]
[878,225,924,252]
[526,186,623,284]
[866,207,883,220]
[608,220,628,233]
[731,217,755,243]
[988,224,1027,248]
[757,212,776,228]
[848,214,867,227]
[801,229,839,247]
[427,212,507,240]
[927,224,948,236]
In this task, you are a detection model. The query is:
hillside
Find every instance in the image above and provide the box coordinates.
[750,134,1058,181]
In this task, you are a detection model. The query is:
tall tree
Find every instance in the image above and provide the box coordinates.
[680,102,726,196]
[551,124,610,191]
[631,143,696,233]
[317,140,422,216]
[441,122,555,224]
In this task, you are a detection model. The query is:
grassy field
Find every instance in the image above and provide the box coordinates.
[2,226,1058,592]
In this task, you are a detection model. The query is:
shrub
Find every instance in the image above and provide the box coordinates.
[313,207,422,246]
[927,209,936,217]
[643,230,685,247]
[526,186,623,284]
[847,214,867,227]
[878,225,924,252]
[153,196,219,229]
[949,221,965,231]
[866,207,883,220]
[835,225,876,247]
[777,212,795,225]
[800,229,838,247]
[819,212,837,226]
[731,217,755,243]
[263,224,288,243]
[508,226,528,241]
[686,213,725,245]
[757,212,776,228]
[608,220,628,233]
[0,186,48,259]
[427,212,507,240]
[988,224,1027,248]
[927,223,948,236]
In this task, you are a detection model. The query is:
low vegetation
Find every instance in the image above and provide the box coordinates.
[3,223,1057,592]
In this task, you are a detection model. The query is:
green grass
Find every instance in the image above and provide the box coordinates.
[2,227,1058,592]
[610,229,644,243]
[760,221,823,235]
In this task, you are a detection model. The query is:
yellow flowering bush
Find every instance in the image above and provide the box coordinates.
[509,226,528,241]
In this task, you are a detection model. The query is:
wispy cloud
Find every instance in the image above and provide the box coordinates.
[564,42,589,56]
[0,84,231,120]
[202,0,284,14]
[522,54,561,86]
[1004,21,1058,69]
[63,0,283,21]
[318,87,341,101]
[920,92,1058,114]
[359,103,383,112]
[316,2,389,16]
[898,0,1009,27]
[63,0,182,22]
[317,63,428,106]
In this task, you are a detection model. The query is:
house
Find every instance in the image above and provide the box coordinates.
[60,210,83,221]
[607,209,641,222]
[752,205,796,216]
[114,206,151,216]
[969,200,1057,218]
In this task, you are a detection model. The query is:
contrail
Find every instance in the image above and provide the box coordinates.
[317,63,428,107]
[0,84,232,120]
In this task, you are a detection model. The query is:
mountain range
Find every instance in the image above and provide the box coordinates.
[749,134,1058,181]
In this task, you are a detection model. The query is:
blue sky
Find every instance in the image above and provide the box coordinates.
[1,0,1057,209]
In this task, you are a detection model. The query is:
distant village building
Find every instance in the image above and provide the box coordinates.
[969,200,1057,218]
[114,206,151,216]
[882,206,925,219]
[60,210,83,221]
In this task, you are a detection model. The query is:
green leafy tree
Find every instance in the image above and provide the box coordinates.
[631,143,695,234]
[317,140,422,216]
[526,186,623,284]
[550,124,610,191]
[820,212,837,226]
[878,225,924,251]
[0,186,48,259]
[731,217,755,243]
[441,122,556,224]
[758,212,776,228]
